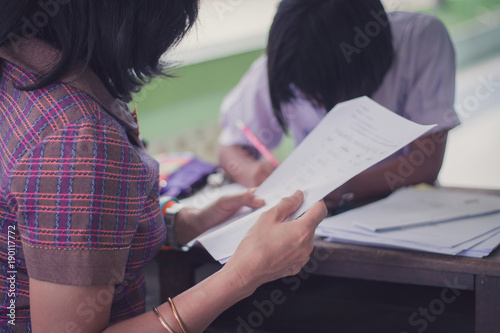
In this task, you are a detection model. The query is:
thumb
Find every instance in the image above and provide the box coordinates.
[294,200,328,229]
[269,190,304,222]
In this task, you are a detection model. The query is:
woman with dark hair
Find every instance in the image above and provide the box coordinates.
[219,0,460,208]
[0,1,327,332]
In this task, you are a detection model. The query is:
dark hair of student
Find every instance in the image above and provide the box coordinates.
[267,0,394,131]
[0,0,199,103]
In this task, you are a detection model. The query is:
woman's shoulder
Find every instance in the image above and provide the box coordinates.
[0,62,147,179]
[2,61,111,126]
[2,61,133,144]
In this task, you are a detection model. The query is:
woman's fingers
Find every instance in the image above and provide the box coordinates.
[196,189,265,232]
[228,193,328,287]
[211,189,265,214]
[262,190,304,223]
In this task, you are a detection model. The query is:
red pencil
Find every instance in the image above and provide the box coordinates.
[236,120,280,167]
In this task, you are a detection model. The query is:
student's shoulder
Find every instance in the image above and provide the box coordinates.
[388,11,447,30]
[388,11,450,44]
[241,54,268,82]
[222,54,270,109]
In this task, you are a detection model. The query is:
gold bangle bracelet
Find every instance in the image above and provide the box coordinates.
[153,307,175,333]
[168,297,188,333]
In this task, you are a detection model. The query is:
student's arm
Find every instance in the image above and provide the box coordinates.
[30,192,327,333]
[324,131,448,208]
[219,144,276,187]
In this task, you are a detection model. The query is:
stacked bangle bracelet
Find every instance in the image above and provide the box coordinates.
[169,297,188,333]
[153,307,175,333]
[152,298,189,333]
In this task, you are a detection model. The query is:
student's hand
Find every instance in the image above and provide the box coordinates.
[249,159,276,186]
[176,189,265,245]
[219,145,276,187]
[225,191,327,289]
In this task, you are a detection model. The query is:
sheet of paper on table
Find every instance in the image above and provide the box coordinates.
[188,96,436,263]
[349,186,500,232]
[315,186,500,258]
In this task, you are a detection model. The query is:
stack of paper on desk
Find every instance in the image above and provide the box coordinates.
[188,96,436,263]
[315,186,500,258]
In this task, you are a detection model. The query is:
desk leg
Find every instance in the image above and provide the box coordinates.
[156,250,193,302]
[475,275,500,333]
[155,247,215,303]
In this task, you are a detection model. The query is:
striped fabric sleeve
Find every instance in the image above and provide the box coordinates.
[9,117,150,286]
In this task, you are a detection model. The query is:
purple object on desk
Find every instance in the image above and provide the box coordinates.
[160,157,217,198]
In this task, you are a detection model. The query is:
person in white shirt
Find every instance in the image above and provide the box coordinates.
[218,0,460,209]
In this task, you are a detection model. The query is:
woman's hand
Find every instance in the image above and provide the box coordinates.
[175,188,266,245]
[225,191,327,290]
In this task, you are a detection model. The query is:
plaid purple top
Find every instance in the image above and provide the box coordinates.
[0,58,166,330]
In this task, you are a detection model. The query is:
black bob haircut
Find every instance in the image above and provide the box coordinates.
[0,0,199,103]
[267,0,394,131]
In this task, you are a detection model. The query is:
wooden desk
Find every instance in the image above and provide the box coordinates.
[312,241,500,333]
[156,188,500,332]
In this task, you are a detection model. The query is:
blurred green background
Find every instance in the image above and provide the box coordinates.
[424,0,500,24]
[133,49,263,147]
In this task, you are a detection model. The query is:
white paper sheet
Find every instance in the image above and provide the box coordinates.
[191,96,436,263]
[315,187,500,258]
[349,187,500,232]
[317,211,500,253]
[457,231,500,258]
[320,224,500,257]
